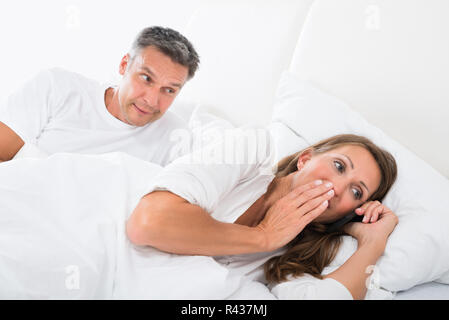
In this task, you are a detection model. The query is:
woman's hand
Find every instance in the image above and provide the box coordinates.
[344,201,399,247]
[256,180,335,252]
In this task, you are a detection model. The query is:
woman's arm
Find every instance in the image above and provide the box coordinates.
[126,191,265,256]
[126,180,334,256]
[0,121,24,161]
[323,239,385,300]
[324,203,398,300]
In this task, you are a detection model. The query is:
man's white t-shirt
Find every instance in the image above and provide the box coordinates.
[0,68,189,166]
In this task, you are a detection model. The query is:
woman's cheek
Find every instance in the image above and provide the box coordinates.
[337,198,356,216]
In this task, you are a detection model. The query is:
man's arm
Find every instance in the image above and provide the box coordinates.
[0,121,24,161]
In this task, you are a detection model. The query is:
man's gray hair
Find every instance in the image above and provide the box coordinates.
[130,26,200,80]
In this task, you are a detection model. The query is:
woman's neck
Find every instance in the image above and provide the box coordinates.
[234,174,295,227]
[264,174,295,209]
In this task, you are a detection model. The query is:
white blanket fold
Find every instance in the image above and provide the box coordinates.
[0,153,243,299]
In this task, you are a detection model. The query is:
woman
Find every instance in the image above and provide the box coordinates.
[126,133,398,300]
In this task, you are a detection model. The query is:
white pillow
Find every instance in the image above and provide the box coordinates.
[269,71,449,292]
[167,99,236,162]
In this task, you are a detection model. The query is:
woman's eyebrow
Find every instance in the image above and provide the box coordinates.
[339,153,370,193]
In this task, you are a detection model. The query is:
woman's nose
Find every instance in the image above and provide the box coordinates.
[327,178,344,198]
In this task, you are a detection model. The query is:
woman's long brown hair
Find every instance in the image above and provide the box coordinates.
[264,134,397,283]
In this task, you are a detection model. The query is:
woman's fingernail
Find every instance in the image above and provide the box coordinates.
[325,182,333,188]
[322,200,328,207]
[327,189,334,196]
[315,180,323,185]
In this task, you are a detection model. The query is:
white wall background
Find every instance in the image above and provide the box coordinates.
[0,0,203,100]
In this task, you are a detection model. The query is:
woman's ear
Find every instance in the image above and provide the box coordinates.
[296,148,313,171]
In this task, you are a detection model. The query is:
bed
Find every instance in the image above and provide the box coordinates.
[172,0,449,299]
[1,0,449,299]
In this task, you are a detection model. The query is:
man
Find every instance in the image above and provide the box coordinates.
[0,26,199,165]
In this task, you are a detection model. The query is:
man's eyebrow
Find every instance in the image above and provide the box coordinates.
[140,66,183,88]
[340,153,370,193]
[141,66,156,77]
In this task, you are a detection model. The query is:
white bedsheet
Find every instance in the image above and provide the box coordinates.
[2,151,441,300]
[0,152,245,299]
[394,282,449,300]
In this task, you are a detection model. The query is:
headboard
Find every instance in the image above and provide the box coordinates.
[174,0,448,179]
[179,0,315,126]
[288,0,449,179]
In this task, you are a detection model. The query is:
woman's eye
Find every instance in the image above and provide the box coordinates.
[334,160,345,173]
[164,88,175,94]
[352,188,363,200]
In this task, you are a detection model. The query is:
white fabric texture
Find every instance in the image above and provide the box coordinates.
[394,282,449,300]
[13,142,49,160]
[270,275,353,300]
[0,152,244,299]
[269,71,449,292]
[0,68,189,166]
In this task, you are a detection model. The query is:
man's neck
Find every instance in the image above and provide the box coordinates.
[104,87,125,123]
[104,87,115,113]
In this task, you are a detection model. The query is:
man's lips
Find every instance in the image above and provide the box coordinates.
[133,103,151,115]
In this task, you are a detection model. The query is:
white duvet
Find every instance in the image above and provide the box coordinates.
[0,152,245,299]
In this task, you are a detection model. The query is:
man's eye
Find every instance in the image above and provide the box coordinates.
[164,88,175,94]
[334,160,345,173]
[141,75,151,82]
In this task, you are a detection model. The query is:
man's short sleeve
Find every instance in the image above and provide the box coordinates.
[0,69,55,143]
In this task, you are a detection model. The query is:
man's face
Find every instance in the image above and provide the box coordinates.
[112,46,189,126]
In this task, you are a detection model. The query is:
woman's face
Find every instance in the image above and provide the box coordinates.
[291,145,382,223]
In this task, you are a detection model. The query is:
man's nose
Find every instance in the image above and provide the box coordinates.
[144,86,160,109]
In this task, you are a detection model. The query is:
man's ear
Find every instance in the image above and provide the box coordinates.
[119,54,131,76]
[296,148,313,171]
